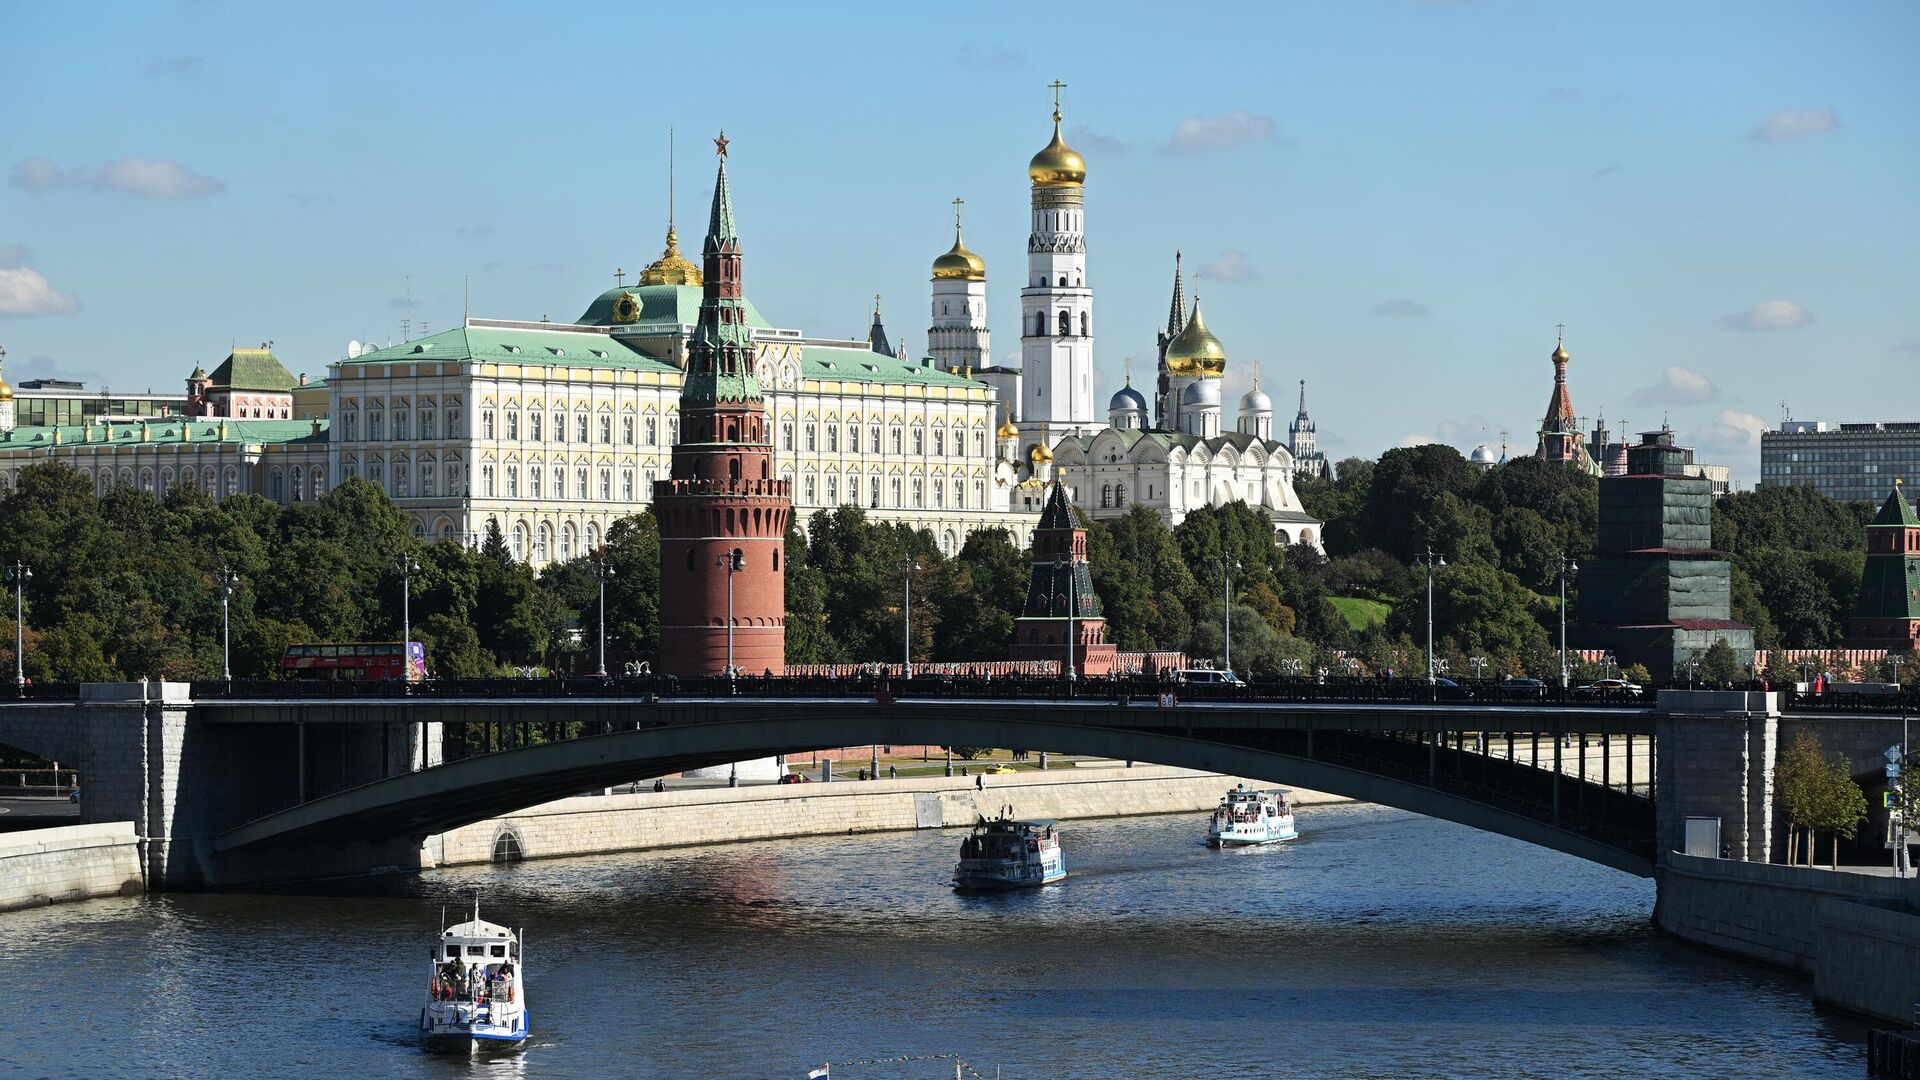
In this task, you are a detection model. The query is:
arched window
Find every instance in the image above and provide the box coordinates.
[686,547,696,571]
[1057,275,1066,287]
[1080,312,1090,337]
[773,550,781,571]
[1057,310,1070,336]
[729,459,741,481]
[1033,311,1046,336]
[1116,484,1127,505]
[1100,483,1111,508]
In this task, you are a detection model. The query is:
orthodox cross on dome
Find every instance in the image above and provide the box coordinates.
[614,267,625,286]
[713,130,729,159]
[953,196,964,230]
[1048,79,1067,120]
[1556,322,1565,346]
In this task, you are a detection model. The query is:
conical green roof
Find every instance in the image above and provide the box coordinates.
[1037,481,1076,531]
[1872,484,1920,527]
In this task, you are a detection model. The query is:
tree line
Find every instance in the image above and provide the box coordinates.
[0,447,1892,684]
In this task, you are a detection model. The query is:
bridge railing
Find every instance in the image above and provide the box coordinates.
[1781,687,1920,713]
[0,682,82,702]
[179,674,1660,707]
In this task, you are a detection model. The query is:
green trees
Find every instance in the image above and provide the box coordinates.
[1713,485,1871,648]
[1778,729,1870,867]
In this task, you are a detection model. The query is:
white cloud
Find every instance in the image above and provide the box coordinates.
[1165,111,1279,154]
[1398,434,1437,448]
[1200,250,1258,282]
[1068,126,1130,157]
[1632,366,1719,406]
[0,266,80,315]
[1695,410,1768,468]
[1370,298,1430,318]
[1718,299,1813,332]
[1749,108,1840,142]
[10,156,224,198]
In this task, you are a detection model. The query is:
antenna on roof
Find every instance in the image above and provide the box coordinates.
[1780,399,1791,424]
[668,126,676,232]
[463,275,470,325]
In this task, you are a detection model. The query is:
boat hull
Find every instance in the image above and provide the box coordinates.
[1209,826,1299,847]
[953,869,1067,892]
[420,1011,529,1054]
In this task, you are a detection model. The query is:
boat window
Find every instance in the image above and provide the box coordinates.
[491,945,506,957]
[444,945,458,959]
[466,945,485,957]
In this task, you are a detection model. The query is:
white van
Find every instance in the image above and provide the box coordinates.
[1178,669,1242,686]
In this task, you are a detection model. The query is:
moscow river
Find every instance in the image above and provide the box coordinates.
[0,803,1867,1078]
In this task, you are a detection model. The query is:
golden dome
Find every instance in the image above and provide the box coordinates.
[1551,341,1570,363]
[0,379,11,402]
[997,418,1019,440]
[639,225,702,287]
[1028,115,1087,187]
[1029,442,1053,464]
[1163,297,1227,378]
[932,228,987,281]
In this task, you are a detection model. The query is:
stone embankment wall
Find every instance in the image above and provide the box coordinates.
[0,822,144,912]
[1656,851,1920,1024]
[431,766,1334,867]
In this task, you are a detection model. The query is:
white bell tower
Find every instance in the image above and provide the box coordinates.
[928,197,990,373]
[1019,81,1098,457]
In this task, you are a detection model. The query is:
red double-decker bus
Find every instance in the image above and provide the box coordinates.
[281,642,428,682]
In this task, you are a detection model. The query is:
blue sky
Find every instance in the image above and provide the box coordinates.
[3,1,1915,484]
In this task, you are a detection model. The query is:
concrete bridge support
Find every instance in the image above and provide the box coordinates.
[1656,690,1778,863]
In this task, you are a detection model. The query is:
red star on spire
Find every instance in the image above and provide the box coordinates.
[713,131,729,159]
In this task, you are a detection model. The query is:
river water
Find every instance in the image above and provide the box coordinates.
[0,803,1866,1078]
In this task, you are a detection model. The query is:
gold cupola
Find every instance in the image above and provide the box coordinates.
[0,344,12,402]
[1162,296,1227,378]
[997,417,1020,440]
[1028,112,1087,188]
[640,224,702,287]
[932,226,986,281]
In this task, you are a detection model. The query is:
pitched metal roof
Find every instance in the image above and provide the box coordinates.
[1872,485,1920,527]
[799,344,980,388]
[0,418,328,449]
[208,348,297,392]
[340,324,681,374]
[576,283,773,329]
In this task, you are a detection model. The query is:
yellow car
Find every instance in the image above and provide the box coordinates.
[982,764,1018,775]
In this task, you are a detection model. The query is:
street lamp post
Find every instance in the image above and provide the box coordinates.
[1470,656,1489,682]
[897,558,920,678]
[1557,555,1578,690]
[593,550,616,677]
[715,550,741,679]
[218,566,239,682]
[394,554,420,643]
[1218,557,1241,679]
[1414,547,1446,685]
[7,560,30,691]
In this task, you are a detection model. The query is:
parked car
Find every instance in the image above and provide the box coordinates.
[1574,678,1644,697]
[1499,677,1547,699]
[777,772,813,785]
[1178,669,1243,686]
[983,764,1017,775]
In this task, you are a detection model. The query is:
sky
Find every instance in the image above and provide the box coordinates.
[2,1,1916,486]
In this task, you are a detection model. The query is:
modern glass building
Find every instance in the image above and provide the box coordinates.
[12,379,187,428]
[1760,420,1920,504]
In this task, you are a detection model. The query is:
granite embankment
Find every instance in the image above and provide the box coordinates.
[430,765,1335,867]
[0,822,144,912]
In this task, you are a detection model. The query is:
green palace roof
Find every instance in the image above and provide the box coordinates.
[0,418,328,449]
[340,324,680,374]
[800,344,980,389]
[209,348,297,392]
[576,283,773,330]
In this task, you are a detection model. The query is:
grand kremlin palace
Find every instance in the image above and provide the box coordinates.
[0,106,1321,566]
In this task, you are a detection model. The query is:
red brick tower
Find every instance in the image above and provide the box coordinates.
[1010,482,1116,676]
[654,133,790,676]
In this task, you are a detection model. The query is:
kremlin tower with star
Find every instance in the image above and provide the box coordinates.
[652,133,791,677]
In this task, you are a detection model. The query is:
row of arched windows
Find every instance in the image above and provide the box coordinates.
[1031,311,1091,337]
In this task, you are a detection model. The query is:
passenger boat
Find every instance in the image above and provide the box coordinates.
[953,813,1067,891]
[420,898,528,1054]
[1207,785,1299,847]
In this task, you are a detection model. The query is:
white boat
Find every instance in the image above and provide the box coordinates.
[953,814,1066,891]
[1207,785,1299,847]
[420,898,528,1054]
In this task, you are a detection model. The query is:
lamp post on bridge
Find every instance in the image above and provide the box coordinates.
[715,549,741,680]
[897,557,920,679]
[394,553,420,644]
[1414,547,1445,685]
[1470,656,1488,682]
[7,560,30,691]
[218,566,239,683]
[1557,555,1578,690]
[593,548,616,677]
[1218,556,1241,680]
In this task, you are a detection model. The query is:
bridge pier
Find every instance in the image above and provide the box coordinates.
[1655,691,1778,862]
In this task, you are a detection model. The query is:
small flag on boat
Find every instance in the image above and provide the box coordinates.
[807,1067,830,1078]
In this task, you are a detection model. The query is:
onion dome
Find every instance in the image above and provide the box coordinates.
[997,418,1020,440]
[1028,113,1087,188]
[1109,383,1148,414]
[1470,444,1498,465]
[1239,383,1272,414]
[1180,378,1222,407]
[1029,442,1054,464]
[1163,297,1227,378]
[640,225,702,287]
[0,346,11,401]
[932,228,986,281]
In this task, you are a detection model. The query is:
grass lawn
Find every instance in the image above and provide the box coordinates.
[1330,596,1392,631]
